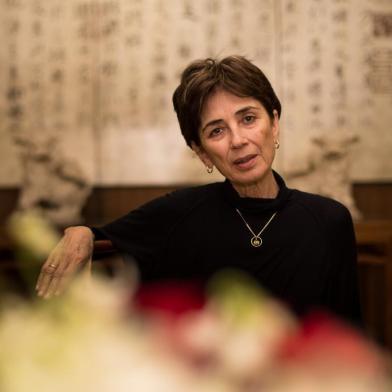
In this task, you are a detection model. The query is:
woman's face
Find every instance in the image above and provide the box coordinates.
[193,88,279,190]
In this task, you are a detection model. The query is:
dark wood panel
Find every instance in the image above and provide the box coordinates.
[0,188,18,224]
[1,182,391,225]
[82,186,179,225]
[355,220,392,348]
[353,183,392,220]
[83,182,392,224]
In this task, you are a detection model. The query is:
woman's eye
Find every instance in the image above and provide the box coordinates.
[209,127,223,137]
[243,115,255,124]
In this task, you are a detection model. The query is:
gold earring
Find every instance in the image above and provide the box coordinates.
[206,166,213,174]
[275,140,280,149]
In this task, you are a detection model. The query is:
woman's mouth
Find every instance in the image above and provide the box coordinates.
[233,154,258,169]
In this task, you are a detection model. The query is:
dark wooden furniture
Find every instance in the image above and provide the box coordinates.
[355,220,392,349]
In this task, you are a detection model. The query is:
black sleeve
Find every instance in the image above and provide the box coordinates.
[90,192,183,271]
[326,205,363,328]
[90,227,109,241]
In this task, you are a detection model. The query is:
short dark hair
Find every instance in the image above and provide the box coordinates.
[172,55,281,147]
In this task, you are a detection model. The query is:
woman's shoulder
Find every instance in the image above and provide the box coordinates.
[102,182,223,235]
[138,182,223,215]
[289,189,352,225]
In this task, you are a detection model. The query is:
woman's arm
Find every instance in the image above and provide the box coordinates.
[35,226,94,299]
[328,206,363,327]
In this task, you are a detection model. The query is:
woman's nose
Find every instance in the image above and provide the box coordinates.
[230,126,247,148]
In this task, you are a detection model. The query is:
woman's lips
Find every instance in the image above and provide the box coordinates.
[233,154,258,169]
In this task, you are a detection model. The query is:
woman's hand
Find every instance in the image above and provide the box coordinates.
[35,226,94,299]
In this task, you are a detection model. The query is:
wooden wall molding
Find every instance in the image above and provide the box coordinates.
[1,182,392,225]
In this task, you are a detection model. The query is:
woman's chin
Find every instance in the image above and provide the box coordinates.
[230,167,271,186]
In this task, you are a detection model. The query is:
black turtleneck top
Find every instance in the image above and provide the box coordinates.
[92,172,361,325]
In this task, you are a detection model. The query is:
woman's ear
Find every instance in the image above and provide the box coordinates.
[191,141,213,168]
[272,110,280,141]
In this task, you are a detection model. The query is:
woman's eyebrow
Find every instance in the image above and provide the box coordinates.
[201,106,260,133]
[201,118,224,133]
[235,105,259,116]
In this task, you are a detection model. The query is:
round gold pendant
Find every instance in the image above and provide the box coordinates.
[251,236,262,247]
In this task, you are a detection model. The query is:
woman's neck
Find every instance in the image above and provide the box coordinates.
[231,171,279,199]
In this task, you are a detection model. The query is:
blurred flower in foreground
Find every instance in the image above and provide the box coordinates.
[0,277,224,392]
[7,210,60,261]
[0,265,391,391]
[133,280,206,319]
[132,271,297,388]
[270,312,392,391]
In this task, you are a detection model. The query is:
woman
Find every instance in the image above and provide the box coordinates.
[36,56,361,325]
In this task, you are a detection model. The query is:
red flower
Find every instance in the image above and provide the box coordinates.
[277,312,386,375]
[132,280,206,319]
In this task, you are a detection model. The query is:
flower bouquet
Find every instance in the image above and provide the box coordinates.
[1,211,391,391]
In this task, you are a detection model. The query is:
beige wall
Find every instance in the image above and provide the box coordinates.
[1,0,391,186]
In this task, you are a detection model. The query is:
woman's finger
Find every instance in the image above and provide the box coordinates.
[36,241,69,297]
[36,238,64,293]
[35,263,49,293]
[36,260,61,297]
[42,251,89,298]
[37,254,68,298]
[42,272,60,299]
[36,227,94,298]
[54,258,89,297]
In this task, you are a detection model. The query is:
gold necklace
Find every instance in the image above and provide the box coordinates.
[235,209,277,247]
